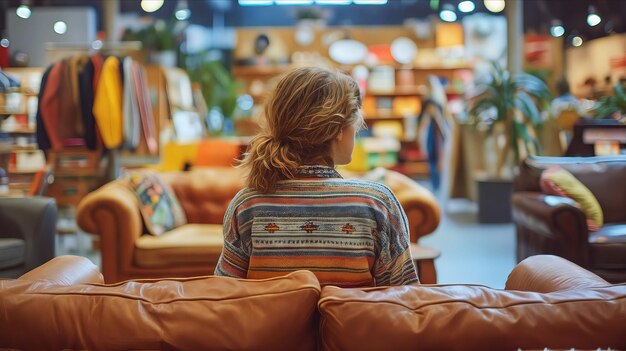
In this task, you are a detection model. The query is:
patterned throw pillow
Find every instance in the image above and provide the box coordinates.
[540,166,603,232]
[122,171,187,235]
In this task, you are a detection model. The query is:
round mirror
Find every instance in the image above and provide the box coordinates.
[328,39,368,65]
[390,37,418,65]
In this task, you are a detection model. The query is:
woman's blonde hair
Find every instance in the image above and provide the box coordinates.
[240,66,363,193]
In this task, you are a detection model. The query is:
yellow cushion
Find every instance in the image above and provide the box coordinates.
[135,224,223,268]
[540,167,603,231]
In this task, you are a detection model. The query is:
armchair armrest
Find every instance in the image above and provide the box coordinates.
[0,197,56,272]
[76,182,143,283]
[19,255,103,285]
[383,170,440,243]
[512,191,590,264]
[505,255,610,292]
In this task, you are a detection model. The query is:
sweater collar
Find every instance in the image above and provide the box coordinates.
[294,165,342,179]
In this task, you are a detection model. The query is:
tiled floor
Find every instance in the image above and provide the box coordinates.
[56,190,517,289]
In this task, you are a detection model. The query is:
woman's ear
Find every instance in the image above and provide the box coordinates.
[336,128,344,142]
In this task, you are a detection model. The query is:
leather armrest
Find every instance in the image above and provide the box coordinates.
[76,182,143,282]
[0,197,56,271]
[383,170,440,242]
[512,191,588,241]
[19,255,103,285]
[505,255,610,292]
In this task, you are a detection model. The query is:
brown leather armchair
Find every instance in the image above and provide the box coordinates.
[77,167,440,283]
[512,156,626,283]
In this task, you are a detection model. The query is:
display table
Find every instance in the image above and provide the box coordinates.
[410,243,441,284]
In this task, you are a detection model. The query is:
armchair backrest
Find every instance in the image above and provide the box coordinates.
[159,167,246,224]
[515,156,626,223]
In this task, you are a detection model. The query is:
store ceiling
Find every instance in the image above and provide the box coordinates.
[1,0,624,46]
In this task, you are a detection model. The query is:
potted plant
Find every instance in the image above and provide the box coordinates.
[468,61,551,222]
[184,57,239,134]
[593,81,626,121]
[122,19,182,67]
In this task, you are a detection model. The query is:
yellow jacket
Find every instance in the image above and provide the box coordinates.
[93,56,123,149]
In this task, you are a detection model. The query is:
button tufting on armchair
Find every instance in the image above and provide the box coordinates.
[77,166,441,284]
[512,155,626,283]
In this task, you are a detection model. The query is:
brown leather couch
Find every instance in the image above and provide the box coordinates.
[77,167,440,283]
[1,254,624,350]
[512,156,626,283]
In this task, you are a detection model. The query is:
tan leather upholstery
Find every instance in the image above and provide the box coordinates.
[77,167,246,283]
[2,255,625,350]
[78,166,440,283]
[1,257,321,351]
[18,255,103,285]
[134,224,223,268]
[319,255,626,351]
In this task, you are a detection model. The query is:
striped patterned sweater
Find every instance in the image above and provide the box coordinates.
[214,165,418,287]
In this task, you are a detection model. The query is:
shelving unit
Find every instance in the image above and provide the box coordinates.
[230,63,471,178]
[0,68,46,196]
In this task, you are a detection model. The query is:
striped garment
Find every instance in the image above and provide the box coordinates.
[214,165,418,287]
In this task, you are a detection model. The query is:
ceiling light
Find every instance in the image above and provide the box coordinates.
[175,0,191,20]
[275,0,314,4]
[458,1,475,13]
[439,4,457,22]
[315,0,351,5]
[175,8,190,20]
[353,0,388,4]
[484,0,505,13]
[550,20,565,38]
[141,0,164,12]
[587,6,601,27]
[238,0,272,4]
[16,5,32,19]
[572,36,583,47]
[53,21,67,34]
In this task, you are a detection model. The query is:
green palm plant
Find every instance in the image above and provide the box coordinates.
[469,61,551,178]
[593,82,626,120]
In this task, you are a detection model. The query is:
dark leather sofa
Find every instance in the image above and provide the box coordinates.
[0,197,56,278]
[512,156,626,283]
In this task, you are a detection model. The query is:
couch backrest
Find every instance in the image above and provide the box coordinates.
[159,167,246,224]
[0,270,321,351]
[318,283,626,351]
[515,156,626,222]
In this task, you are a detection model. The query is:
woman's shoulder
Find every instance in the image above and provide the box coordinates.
[331,177,397,200]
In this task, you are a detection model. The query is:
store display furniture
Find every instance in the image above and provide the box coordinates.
[0,196,56,278]
[77,166,440,284]
[1,254,624,350]
[512,155,626,283]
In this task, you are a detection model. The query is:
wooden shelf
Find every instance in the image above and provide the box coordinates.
[364,114,412,121]
[232,65,291,77]
[0,128,36,134]
[366,87,425,97]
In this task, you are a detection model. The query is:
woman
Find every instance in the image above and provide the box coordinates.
[215,67,418,287]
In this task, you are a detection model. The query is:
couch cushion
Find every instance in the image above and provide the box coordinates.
[318,284,626,351]
[589,224,626,270]
[0,238,25,270]
[134,224,223,268]
[122,170,187,235]
[0,270,321,351]
[540,166,603,231]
